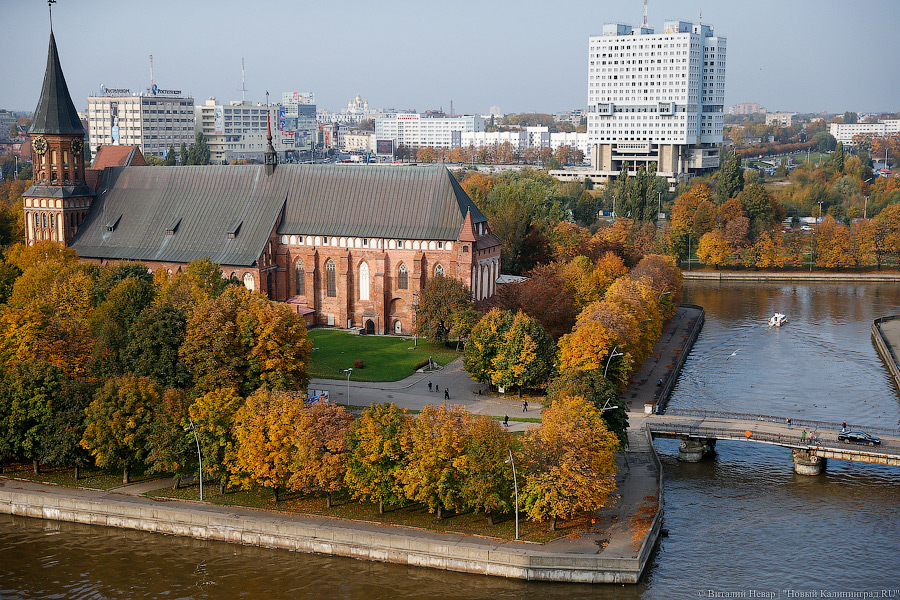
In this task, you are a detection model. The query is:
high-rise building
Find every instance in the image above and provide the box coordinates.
[586,19,726,182]
[87,86,195,159]
[375,114,485,149]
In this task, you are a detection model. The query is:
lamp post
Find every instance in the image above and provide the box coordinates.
[817,201,824,224]
[505,449,519,540]
[185,419,203,501]
[604,346,624,379]
[657,191,662,221]
[412,292,419,347]
[342,368,353,405]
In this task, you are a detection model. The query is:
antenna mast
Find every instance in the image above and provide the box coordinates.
[149,54,154,89]
[643,0,648,27]
[239,57,248,102]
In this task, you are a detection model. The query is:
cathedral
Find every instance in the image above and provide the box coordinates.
[22,30,501,335]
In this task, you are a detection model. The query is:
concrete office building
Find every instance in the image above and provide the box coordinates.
[586,19,726,183]
[87,87,195,159]
[829,120,900,147]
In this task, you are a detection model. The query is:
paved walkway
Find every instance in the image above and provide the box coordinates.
[311,357,543,432]
[879,318,900,367]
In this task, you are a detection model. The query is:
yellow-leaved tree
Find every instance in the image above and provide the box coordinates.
[521,395,619,531]
[697,229,731,269]
[290,401,355,508]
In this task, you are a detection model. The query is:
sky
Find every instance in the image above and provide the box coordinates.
[3,0,899,116]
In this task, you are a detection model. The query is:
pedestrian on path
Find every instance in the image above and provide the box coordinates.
[522,400,528,412]
[435,384,439,393]
[801,430,807,443]
[787,417,792,430]
[841,420,847,432]
[503,415,509,427]
[428,381,432,392]
[444,388,449,401]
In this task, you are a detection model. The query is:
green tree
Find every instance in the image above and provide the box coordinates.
[163,144,176,166]
[814,131,836,153]
[82,375,161,484]
[716,150,745,205]
[545,369,627,446]
[345,402,410,514]
[179,142,189,166]
[490,311,555,395]
[145,388,196,488]
[189,388,245,494]
[124,303,193,389]
[37,378,95,480]
[415,274,472,342]
[459,415,514,525]
[842,111,859,124]
[2,360,65,473]
[398,404,472,520]
[91,275,156,378]
[574,190,598,225]
[463,308,514,386]
[830,142,845,173]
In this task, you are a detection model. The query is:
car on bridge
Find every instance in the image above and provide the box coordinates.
[837,431,881,446]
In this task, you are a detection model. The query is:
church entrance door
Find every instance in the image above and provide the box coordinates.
[365,319,375,335]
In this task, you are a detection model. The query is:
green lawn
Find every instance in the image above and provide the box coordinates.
[0,462,158,490]
[306,329,461,382]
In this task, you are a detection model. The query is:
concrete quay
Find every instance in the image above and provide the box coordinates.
[683,270,900,282]
[873,316,900,392]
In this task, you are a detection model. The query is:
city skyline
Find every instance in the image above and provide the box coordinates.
[2,0,898,116]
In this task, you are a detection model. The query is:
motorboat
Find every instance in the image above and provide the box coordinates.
[768,313,788,327]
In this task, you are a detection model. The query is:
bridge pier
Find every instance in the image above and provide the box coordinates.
[678,438,716,462]
[792,449,826,475]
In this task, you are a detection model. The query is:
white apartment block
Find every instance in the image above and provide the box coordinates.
[375,114,485,149]
[343,132,376,153]
[87,89,195,159]
[829,120,900,146]
[729,102,765,115]
[458,129,591,161]
[586,20,726,183]
[765,112,796,128]
[0,109,17,141]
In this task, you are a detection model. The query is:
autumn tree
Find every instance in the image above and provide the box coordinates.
[144,388,196,488]
[521,396,619,531]
[397,404,473,520]
[415,274,472,342]
[231,388,303,502]
[546,369,627,446]
[697,230,731,268]
[82,375,161,484]
[459,415,515,525]
[486,264,576,339]
[189,387,245,494]
[464,309,514,386]
[345,402,410,514]
[290,402,355,508]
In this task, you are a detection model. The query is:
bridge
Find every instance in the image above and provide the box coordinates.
[641,409,900,475]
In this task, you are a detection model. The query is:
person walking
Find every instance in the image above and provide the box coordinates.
[435,384,439,393]
[428,381,432,392]
[801,429,807,443]
[787,417,792,430]
[522,400,528,413]
[503,415,509,427]
[841,420,847,432]
[444,388,449,401]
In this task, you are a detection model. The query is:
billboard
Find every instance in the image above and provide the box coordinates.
[110,102,119,145]
[213,106,224,134]
[376,139,394,156]
[283,91,315,105]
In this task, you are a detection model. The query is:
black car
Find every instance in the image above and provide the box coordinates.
[837,431,881,446]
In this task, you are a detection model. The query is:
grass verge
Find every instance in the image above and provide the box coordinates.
[0,462,159,491]
[145,484,589,544]
[307,329,460,382]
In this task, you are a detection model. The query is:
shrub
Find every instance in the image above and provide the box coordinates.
[353,359,364,369]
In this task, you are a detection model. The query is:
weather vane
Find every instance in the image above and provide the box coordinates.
[48,0,57,30]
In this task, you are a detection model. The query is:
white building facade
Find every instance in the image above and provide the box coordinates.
[87,88,195,159]
[375,114,485,149]
[586,20,726,183]
[830,120,900,147]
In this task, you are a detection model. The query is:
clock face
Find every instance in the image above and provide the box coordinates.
[71,138,84,155]
[33,135,48,155]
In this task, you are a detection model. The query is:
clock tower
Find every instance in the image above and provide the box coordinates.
[22,30,94,246]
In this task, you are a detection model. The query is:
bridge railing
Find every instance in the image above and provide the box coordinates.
[647,423,900,456]
[660,408,900,438]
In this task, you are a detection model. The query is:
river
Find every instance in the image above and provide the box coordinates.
[2,281,899,599]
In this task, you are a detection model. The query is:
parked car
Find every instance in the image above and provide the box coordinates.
[837,431,881,446]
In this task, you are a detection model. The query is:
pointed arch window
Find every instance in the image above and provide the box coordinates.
[359,262,370,301]
[295,260,305,295]
[398,263,408,289]
[434,264,444,277]
[326,259,336,297]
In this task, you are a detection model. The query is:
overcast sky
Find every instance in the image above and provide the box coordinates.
[3,0,898,116]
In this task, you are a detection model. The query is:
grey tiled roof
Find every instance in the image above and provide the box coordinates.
[29,32,84,136]
[71,164,485,267]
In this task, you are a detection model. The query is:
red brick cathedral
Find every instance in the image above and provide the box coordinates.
[23,30,501,335]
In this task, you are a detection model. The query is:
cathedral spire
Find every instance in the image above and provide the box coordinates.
[264,90,277,175]
[30,30,83,135]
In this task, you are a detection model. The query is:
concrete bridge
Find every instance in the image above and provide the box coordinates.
[643,409,900,475]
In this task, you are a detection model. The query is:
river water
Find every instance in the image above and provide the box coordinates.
[2,281,899,599]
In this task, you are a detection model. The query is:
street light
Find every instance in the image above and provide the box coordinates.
[817,201,824,224]
[657,191,662,221]
[604,346,624,379]
[342,368,353,405]
[185,419,203,501]
[505,449,519,540]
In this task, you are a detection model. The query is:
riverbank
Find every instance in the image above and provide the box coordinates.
[682,270,900,282]
[873,316,900,392]
[0,307,711,585]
